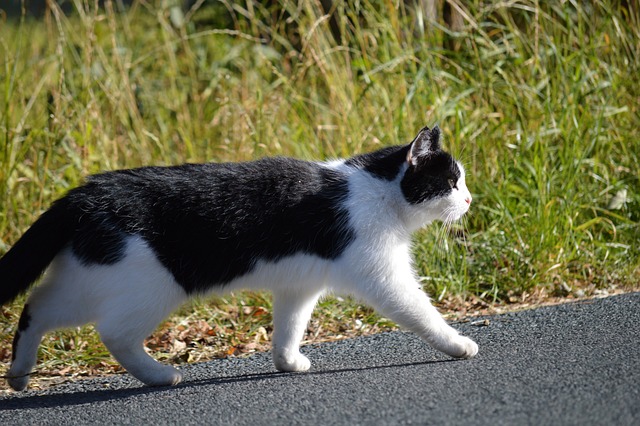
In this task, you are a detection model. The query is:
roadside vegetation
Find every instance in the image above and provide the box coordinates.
[1,0,638,388]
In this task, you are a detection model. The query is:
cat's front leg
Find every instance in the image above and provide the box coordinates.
[351,274,478,359]
[271,289,323,372]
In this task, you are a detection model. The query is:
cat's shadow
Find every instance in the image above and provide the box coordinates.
[0,359,454,410]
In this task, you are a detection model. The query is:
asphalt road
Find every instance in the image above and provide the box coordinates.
[1,292,638,425]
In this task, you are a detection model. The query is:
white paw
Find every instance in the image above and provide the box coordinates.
[7,372,30,392]
[450,335,479,359]
[137,366,183,387]
[273,352,311,372]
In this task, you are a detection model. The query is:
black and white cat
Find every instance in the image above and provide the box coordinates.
[1,125,477,391]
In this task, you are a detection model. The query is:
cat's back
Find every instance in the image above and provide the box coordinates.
[73,156,338,203]
[63,156,353,243]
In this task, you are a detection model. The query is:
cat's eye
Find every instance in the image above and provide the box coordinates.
[448,179,457,189]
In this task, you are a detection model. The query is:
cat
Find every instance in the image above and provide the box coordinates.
[0,125,478,391]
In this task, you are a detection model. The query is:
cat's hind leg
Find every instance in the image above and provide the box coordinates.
[98,329,183,387]
[7,255,95,391]
[6,304,42,391]
[95,291,186,387]
[93,248,188,387]
[271,289,323,372]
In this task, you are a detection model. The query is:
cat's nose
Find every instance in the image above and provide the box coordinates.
[465,196,472,205]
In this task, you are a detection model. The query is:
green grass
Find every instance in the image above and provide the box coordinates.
[1,0,639,384]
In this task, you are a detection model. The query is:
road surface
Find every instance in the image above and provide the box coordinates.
[1,292,638,425]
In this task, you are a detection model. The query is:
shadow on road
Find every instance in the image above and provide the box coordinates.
[0,359,454,410]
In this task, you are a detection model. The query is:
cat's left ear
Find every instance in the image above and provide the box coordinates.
[407,125,441,166]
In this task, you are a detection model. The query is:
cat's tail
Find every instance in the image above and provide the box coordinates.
[0,197,75,305]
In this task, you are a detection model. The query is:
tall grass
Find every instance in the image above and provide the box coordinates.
[0,0,638,382]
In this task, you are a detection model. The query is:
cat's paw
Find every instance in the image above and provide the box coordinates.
[273,352,311,372]
[431,334,479,359]
[449,335,479,359]
[138,365,183,387]
[7,373,30,392]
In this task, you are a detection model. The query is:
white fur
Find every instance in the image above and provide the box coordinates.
[8,237,187,390]
[8,161,477,390]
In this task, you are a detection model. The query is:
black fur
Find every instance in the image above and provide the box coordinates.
[401,151,461,204]
[345,126,459,204]
[0,199,75,305]
[345,145,410,181]
[63,157,355,293]
[11,304,31,361]
[401,126,460,204]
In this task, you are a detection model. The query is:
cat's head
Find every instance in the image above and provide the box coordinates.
[400,126,472,227]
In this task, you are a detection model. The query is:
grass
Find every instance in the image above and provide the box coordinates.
[0,0,638,387]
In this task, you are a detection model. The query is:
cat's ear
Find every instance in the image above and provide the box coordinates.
[406,125,441,166]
